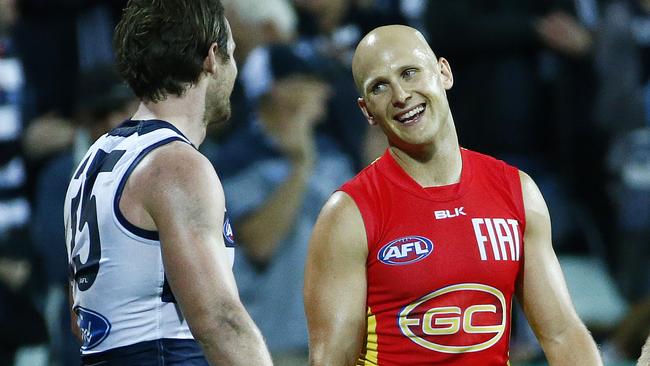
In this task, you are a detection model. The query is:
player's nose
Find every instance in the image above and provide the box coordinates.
[391,83,410,108]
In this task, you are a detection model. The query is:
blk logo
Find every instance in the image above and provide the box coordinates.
[434,207,466,220]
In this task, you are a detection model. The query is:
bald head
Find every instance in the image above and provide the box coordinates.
[352,25,437,95]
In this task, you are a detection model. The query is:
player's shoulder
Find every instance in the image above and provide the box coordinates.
[517,170,548,215]
[518,170,534,187]
[131,140,220,193]
[322,190,359,217]
[313,190,368,256]
[317,190,366,238]
[140,140,209,171]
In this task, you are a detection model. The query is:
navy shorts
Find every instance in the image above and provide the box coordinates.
[81,338,208,366]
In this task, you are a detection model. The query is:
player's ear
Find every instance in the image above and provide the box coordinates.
[203,42,219,75]
[358,97,376,126]
[438,57,453,90]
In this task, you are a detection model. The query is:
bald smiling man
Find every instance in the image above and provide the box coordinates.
[304,25,602,366]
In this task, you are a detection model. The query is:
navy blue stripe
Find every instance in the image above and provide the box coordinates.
[0,140,22,165]
[161,276,176,303]
[74,154,91,179]
[113,137,189,241]
[0,186,26,201]
[108,120,195,148]
[107,119,138,137]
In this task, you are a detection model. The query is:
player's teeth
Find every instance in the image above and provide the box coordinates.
[400,105,424,121]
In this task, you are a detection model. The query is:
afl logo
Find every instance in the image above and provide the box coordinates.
[399,283,507,354]
[378,236,433,265]
[223,216,235,245]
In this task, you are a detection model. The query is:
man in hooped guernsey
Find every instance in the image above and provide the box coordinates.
[63,1,273,365]
[304,25,603,366]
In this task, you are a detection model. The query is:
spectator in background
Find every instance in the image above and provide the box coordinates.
[535,1,618,264]
[594,0,649,135]
[594,0,650,305]
[0,0,29,240]
[13,0,127,207]
[424,1,595,167]
[0,0,47,363]
[595,1,650,338]
[224,0,410,171]
[13,0,126,123]
[602,297,650,362]
[203,0,297,177]
[291,0,375,169]
[224,0,297,101]
[292,0,408,66]
[215,54,354,365]
[30,64,135,366]
[219,0,381,171]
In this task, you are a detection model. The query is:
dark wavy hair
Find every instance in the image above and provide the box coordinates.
[114,0,230,102]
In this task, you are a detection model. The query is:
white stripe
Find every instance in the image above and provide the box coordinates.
[0,106,21,141]
[574,0,599,29]
[241,46,272,100]
[0,58,23,91]
[0,157,26,189]
[0,197,30,234]
[632,18,650,45]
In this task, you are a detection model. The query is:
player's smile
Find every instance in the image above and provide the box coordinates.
[393,103,426,126]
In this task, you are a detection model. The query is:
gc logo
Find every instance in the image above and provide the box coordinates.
[399,283,506,354]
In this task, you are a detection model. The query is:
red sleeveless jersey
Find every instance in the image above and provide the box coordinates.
[339,148,525,366]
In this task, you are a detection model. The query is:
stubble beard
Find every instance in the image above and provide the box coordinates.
[204,85,232,127]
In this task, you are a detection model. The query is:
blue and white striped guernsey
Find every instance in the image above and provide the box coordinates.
[64,119,235,358]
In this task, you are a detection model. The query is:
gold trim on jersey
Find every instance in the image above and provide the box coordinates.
[357,307,379,366]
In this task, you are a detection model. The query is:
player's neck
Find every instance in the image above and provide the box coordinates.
[131,85,208,147]
[389,129,462,188]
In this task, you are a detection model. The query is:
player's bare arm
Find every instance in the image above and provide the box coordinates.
[516,171,602,365]
[124,141,273,366]
[305,191,369,366]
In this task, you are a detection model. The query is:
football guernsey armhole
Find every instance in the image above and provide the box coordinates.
[337,187,378,252]
[113,136,190,242]
[503,165,526,233]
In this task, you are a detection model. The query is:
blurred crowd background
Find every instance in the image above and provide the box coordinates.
[0,0,648,365]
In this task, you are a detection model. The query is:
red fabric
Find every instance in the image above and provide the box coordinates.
[340,148,525,366]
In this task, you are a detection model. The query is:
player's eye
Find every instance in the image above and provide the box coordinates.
[371,82,387,95]
[402,68,418,80]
